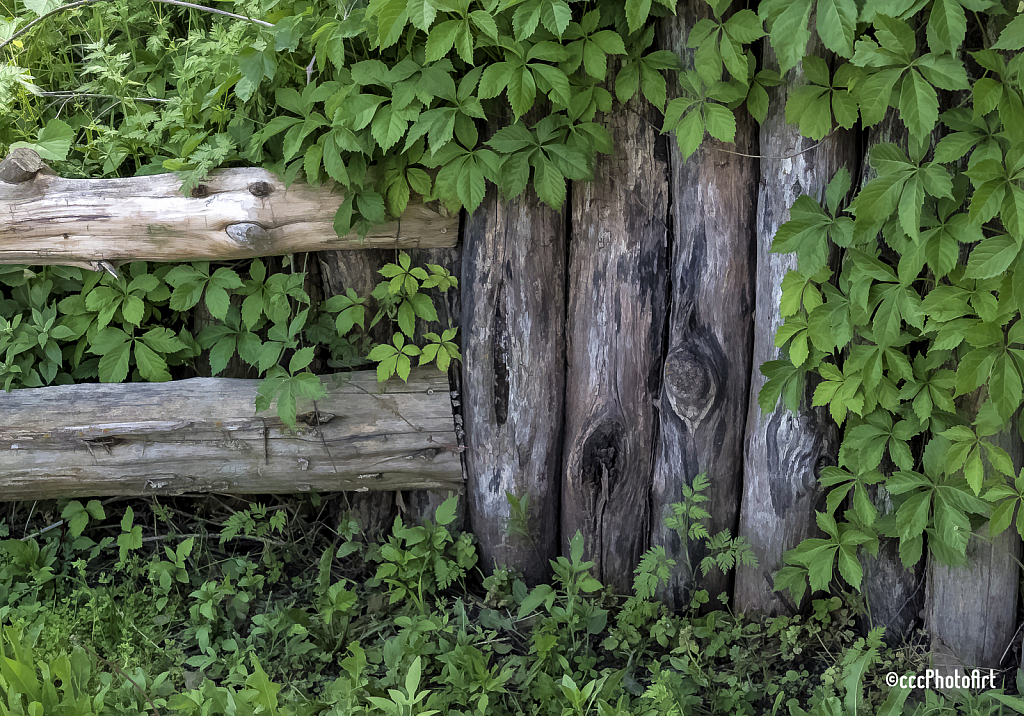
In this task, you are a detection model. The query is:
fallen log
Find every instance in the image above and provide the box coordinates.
[0,368,462,499]
[0,149,458,266]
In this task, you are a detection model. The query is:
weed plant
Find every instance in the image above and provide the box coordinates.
[0,490,1020,716]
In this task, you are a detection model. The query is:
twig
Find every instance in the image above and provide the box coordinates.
[713,130,836,160]
[140,532,290,548]
[0,0,272,55]
[306,54,317,85]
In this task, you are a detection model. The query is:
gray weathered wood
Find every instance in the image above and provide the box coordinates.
[653,5,758,608]
[461,178,565,584]
[0,152,458,265]
[734,36,857,615]
[0,368,462,499]
[562,94,669,592]
[0,147,54,184]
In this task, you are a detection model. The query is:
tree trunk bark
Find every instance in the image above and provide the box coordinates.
[734,35,857,615]
[461,180,566,584]
[0,368,461,498]
[652,6,758,608]
[562,95,669,592]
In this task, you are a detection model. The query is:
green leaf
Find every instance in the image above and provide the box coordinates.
[407,0,436,32]
[532,156,565,209]
[899,71,939,139]
[965,235,1019,279]
[289,346,316,373]
[927,0,967,53]
[703,103,736,143]
[992,13,1024,50]
[816,0,857,57]
[98,342,131,383]
[135,342,171,382]
[11,118,73,161]
[761,0,814,74]
[507,67,537,118]
[625,0,653,34]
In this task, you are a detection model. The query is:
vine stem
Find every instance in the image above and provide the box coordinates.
[0,0,272,55]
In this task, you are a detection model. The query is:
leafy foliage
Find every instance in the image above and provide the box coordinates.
[0,252,457,428]
[0,493,1001,716]
[747,0,1024,606]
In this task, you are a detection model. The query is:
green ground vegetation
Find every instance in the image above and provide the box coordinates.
[0,488,1021,716]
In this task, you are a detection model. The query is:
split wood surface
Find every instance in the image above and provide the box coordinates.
[0,149,458,267]
[0,367,462,499]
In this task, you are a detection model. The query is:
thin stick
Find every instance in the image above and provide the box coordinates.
[0,0,271,55]
[41,91,170,103]
[713,131,836,160]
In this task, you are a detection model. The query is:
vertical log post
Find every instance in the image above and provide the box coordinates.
[318,247,400,542]
[927,414,1022,670]
[653,6,759,608]
[403,244,465,531]
[461,178,566,584]
[735,34,857,615]
[856,112,924,644]
[562,94,669,592]
[925,21,1024,669]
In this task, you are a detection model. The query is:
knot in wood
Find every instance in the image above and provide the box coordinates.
[248,181,273,197]
[663,347,716,432]
[225,222,271,249]
[190,184,210,198]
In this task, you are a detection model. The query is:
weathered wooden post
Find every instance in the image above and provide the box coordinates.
[561,93,669,592]
[735,32,856,615]
[653,4,758,608]
[461,174,566,584]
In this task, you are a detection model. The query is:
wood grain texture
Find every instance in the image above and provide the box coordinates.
[562,95,669,591]
[734,35,857,615]
[0,368,462,499]
[653,6,758,608]
[0,157,458,264]
[461,180,565,584]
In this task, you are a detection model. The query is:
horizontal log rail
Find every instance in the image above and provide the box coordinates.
[0,148,458,267]
[0,367,462,499]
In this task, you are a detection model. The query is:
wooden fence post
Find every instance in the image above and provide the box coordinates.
[460,178,566,584]
[562,93,669,592]
[734,32,857,615]
[856,112,924,643]
[652,5,758,608]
